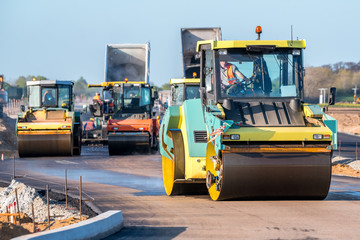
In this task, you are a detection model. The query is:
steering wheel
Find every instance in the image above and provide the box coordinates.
[226,84,244,96]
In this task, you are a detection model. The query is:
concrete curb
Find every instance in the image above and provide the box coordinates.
[12,210,123,240]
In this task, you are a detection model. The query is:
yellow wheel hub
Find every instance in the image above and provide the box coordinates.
[162,155,176,196]
[206,143,221,201]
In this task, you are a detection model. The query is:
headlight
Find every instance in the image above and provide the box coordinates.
[139,127,144,131]
[223,135,230,140]
[113,127,118,130]
[313,134,323,140]
[230,134,240,140]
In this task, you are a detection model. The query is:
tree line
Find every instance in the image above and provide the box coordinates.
[3,76,98,99]
[304,61,360,102]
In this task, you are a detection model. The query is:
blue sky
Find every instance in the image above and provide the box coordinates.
[0,0,358,86]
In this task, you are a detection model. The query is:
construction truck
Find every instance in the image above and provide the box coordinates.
[0,75,8,115]
[16,80,82,157]
[181,28,222,78]
[87,43,159,155]
[160,26,337,200]
[89,81,158,155]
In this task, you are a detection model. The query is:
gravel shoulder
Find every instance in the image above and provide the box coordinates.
[0,180,98,240]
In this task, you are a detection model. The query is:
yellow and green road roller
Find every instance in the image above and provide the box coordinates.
[160,27,337,200]
[16,80,82,157]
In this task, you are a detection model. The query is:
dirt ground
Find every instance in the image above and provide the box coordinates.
[332,163,360,178]
[0,213,88,240]
[0,181,96,240]
[328,112,360,178]
[329,112,360,135]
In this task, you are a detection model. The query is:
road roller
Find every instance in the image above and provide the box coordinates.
[160,27,338,200]
[87,81,159,155]
[86,43,159,154]
[16,80,82,157]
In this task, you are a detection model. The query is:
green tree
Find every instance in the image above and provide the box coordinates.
[160,83,171,90]
[74,76,90,97]
[304,67,335,102]
[15,76,27,88]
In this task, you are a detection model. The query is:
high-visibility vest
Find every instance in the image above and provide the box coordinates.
[84,122,95,131]
[93,95,100,101]
[226,64,238,84]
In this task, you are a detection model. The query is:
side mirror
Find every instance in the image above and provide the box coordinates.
[21,105,25,112]
[199,87,206,106]
[328,87,336,105]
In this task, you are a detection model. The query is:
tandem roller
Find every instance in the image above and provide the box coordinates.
[159,27,338,201]
[16,80,82,157]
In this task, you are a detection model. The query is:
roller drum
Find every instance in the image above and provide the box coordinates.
[18,133,73,157]
[213,152,332,200]
[108,132,150,155]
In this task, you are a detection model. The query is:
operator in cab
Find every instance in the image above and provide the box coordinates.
[220,61,250,96]
[42,90,56,105]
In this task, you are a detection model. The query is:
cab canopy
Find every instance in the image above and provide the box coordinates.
[197,40,306,101]
[26,80,74,110]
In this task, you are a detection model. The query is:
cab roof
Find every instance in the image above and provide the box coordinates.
[196,40,306,51]
[88,81,148,88]
[170,78,200,85]
[26,80,74,86]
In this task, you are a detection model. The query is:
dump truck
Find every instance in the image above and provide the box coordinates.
[0,75,8,115]
[160,27,337,200]
[181,28,222,79]
[16,80,82,157]
[87,43,159,154]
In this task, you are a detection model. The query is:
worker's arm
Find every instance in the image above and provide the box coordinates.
[234,69,250,84]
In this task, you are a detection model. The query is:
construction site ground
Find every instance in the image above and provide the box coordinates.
[1,109,360,239]
[0,180,97,240]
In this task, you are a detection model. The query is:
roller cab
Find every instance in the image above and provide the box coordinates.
[16,80,81,157]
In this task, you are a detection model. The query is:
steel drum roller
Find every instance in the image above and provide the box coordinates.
[207,151,332,200]
[17,133,73,157]
[108,132,150,155]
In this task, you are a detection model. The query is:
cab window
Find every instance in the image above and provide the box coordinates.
[171,84,184,106]
[58,85,71,109]
[41,87,56,107]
